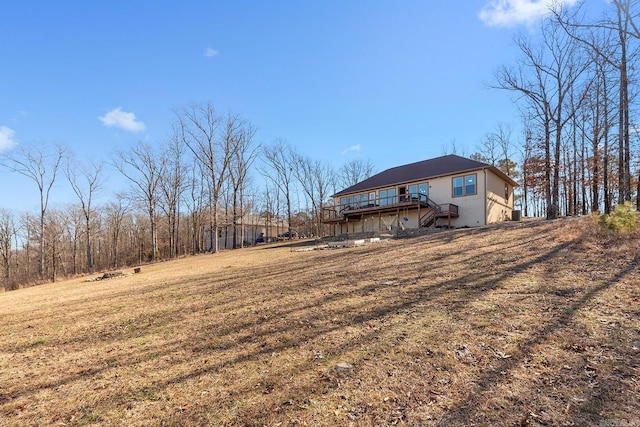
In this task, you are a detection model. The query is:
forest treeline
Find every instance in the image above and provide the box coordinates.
[1,0,639,290]
[0,103,376,290]
[488,1,640,218]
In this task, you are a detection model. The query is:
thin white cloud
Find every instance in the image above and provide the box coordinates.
[341,144,361,155]
[98,107,146,132]
[479,0,579,28]
[0,126,18,152]
[204,47,219,58]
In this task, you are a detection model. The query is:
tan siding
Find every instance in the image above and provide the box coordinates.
[485,170,515,223]
[428,175,484,227]
[329,167,517,233]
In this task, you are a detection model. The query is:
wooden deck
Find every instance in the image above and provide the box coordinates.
[322,197,458,227]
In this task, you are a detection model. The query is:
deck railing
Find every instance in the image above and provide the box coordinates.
[338,194,430,213]
[323,196,459,225]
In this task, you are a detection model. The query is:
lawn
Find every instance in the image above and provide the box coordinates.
[0,217,639,426]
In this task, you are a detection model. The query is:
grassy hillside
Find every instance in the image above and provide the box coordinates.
[1,217,639,426]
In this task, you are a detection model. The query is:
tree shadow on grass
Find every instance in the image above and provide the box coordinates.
[3,220,636,426]
[435,252,640,426]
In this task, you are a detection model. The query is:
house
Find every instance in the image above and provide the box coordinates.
[209,213,289,250]
[323,155,519,235]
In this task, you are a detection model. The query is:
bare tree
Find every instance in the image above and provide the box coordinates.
[114,141,164,262]
[178,103,239,253]
[183,160,207,254]
[292,152,317,232]
[494,8,592,219]
[63,204,83,275]
[477,133,500,166]
[495,123,517,177]
[613,0,633,203]
[583,45,616,213]
[43,208,68,282]
[261,141,296,240]
[0,143,66,279]
[338,158,375,189]
[260,184,279,242]
[477,122,516,176]
[0,209,14,287]
[159,131,187,259]
[228,120,258,248]
[105,193,130,268]
[556,0,638,205]
[66,159,103,273]
[293,154,334,236]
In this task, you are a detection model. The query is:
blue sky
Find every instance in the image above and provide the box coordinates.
[0,0,586,212]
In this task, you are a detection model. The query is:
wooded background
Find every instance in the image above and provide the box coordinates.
[1,1,639,290]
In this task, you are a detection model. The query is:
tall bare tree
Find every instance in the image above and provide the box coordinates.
[178,103,239,253]
[159,131,187,259]
[0,209,14,287]
[43,208,67,282]
[66,159,103,273]
[556,0,639,205]
[0,143,66,279]
[293,154,334,236]
[583,45,616,213]
[477,123,517,177]
[338,158,375,190]
[184,160,207,254]
[228,120,258,248]
[105,193,130,268]
[494,8,592,219]
[261,141,296,239]
[114,141,164,262]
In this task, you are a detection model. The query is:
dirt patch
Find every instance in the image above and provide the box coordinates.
[0,217,638,426]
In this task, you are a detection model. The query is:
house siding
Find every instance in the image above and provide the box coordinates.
[486,170,515,223]
[429,173,485,227]
[327,156,519,235]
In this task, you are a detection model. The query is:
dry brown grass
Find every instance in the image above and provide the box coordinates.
[1,217,639,426]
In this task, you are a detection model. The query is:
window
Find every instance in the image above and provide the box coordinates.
[379,189,388,206]
[453,177,464,196]
[388,188,396,204]
[408,184,417,200]
[379,188,396,206]
[340,197,347,210]
[453,174,477,197]
[409,182,428,201]
[419,183,428,200]
[465,175,476,195]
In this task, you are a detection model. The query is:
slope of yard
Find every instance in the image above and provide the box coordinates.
[0,217,639,426]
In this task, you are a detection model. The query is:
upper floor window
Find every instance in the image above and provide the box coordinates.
[453,174,477,197]
[379,188,396,206]
[409,182,428,201]
[340,192,376,210]
[340,197,347,210]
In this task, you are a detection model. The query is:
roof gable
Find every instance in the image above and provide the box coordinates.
[334,154,517,196]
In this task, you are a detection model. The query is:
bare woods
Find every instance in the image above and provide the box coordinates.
[0,103,373,290]
[2,2,640,290]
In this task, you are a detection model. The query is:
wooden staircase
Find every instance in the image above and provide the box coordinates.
[419,200,441,228]
[419,199,459,228]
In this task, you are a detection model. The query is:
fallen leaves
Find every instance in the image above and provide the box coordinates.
[1,217,639,426]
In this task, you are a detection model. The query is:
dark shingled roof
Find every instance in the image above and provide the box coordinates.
[334,154,518,196]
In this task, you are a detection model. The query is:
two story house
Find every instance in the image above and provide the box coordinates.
[323,154,519,235]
